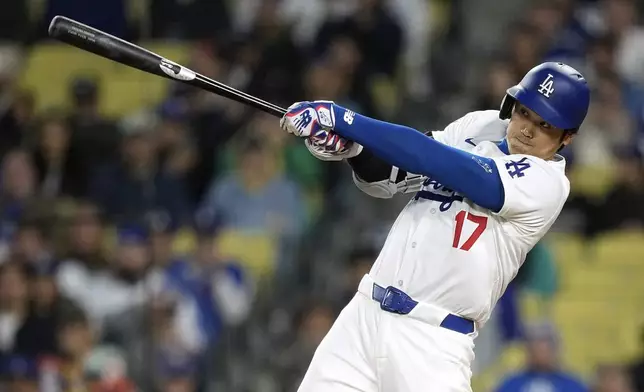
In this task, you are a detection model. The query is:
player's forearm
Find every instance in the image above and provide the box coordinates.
[332,106,505,211]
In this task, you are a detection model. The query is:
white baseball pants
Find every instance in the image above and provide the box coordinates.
[297,275,476,392]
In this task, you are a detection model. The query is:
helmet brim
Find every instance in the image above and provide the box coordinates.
[507,85,578,130]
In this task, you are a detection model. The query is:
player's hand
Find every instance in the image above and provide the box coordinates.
[279,101,336,140]
[304,131,363,161]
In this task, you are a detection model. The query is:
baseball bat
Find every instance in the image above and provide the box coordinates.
[47,15,287,118]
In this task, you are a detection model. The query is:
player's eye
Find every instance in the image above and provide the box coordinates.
[540,122,551,129]
[520,108,529,116]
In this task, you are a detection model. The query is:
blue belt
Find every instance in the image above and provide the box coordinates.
[371,283,475,335]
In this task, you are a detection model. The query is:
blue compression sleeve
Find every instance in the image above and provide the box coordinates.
[332,106,505,212]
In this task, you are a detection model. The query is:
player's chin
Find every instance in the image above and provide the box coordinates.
[509,138,531,154]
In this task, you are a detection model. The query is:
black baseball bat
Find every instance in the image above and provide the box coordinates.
[47,15,287,118]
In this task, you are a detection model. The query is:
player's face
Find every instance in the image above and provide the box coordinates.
[506,104,575,159]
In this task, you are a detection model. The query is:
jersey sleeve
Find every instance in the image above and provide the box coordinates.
[432,110,508,148]
[492,155,570,237]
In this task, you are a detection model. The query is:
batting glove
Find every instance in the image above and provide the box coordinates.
[281,100,363,160]
[304,131,363,161]
[280,100,336,138]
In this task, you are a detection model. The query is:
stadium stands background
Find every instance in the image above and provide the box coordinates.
[0,0,643,391]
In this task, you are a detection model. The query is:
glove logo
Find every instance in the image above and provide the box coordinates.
[317,107,333,128]
[293,110,313,132]
[537,73,555,98]
[343,110,355,125]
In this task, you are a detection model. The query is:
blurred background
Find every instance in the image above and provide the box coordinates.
[0,0,643,391]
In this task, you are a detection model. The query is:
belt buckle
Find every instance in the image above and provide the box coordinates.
[380,286,411,314]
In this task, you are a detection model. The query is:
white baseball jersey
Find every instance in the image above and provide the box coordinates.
[365,110,569,326]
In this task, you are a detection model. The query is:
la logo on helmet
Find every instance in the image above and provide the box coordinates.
[537,74,555,98]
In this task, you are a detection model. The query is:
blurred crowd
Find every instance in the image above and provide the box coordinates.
[0,0,643,391]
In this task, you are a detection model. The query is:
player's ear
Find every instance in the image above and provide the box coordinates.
[561,131,576,147]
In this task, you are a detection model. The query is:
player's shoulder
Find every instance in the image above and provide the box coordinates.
[434,110,508,147]
[501,152,570,197]
[459,110,507,130]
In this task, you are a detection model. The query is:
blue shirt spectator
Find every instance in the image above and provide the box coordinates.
[155,209,251,346]
[495,323,589,392]
[200,135,306,278]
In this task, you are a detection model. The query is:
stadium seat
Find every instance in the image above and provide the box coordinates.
[473,230,644,386]
[19,42,191,116]
[215,229,277,282]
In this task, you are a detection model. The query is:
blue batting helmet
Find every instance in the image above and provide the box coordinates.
[499,62,590,131]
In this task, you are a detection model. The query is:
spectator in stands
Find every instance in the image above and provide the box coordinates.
[149,0,230,40]
[585,34,644,130]
[336,247,377,311]
[90,115,191,224]
[128,292,202,392]
[316,0,402,79]
[32,109,87,199]
[40,0,129,39]
[315,4,400,117]
[514,241,559,314]
[630,324,644,392]
[194,207,252,333]
[528,0,594,68]
[306,50,363,114]
[155,351,199,392]
[222,112,324,218]
[495,323,588,392]
[61,201,109,272]
[145,212,210,353]
[168,43,245,199]
[594,364,635,392]
[474,60,516,111]
[0,88,35,159]
[84,345,136,392]
[274,299,336,391]
[54,304,133,391]
[601,0,644,87]
[0,150,38,261]
[573,71,634,168]
[156,100,197,181]
[10,218,53,267]
[57,224,154,332]
[241,0,305,105]
[148,211,181,272]
[201,134,306,281]
[0,1,30,41]
[1,355,39,392]
[0,262,28,359]
[66,75,121,178]
[147,206,252,375]
[507,24,545,79]
[586,35,619,83]
[593,148,644,232]
[13,261,73,359]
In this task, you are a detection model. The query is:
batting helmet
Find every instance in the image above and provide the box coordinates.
[499,62,590,131]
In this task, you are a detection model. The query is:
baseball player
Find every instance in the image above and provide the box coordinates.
[279,62,590,391]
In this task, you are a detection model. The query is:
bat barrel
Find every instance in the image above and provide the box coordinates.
[48,16,162,74]
[48,15,288,118]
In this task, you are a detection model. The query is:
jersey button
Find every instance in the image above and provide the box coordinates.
[397,280,403,286]
[411,242,417,248]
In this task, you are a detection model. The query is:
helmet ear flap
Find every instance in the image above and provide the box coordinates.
[499,94,515,120]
